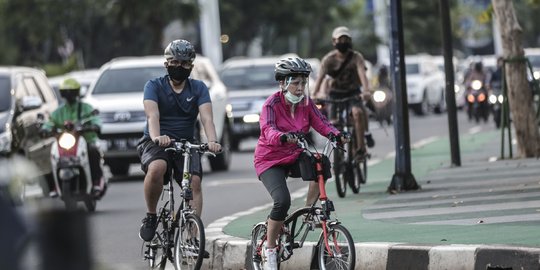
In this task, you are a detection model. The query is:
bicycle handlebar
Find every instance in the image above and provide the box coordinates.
[156,139,217,157]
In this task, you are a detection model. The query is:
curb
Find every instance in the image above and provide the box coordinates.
[203,235,540,270]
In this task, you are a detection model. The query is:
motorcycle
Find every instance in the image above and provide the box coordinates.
[367,87,393,126]
[466,80,490,123]
[38,111,107,211]
[489,81,504,128]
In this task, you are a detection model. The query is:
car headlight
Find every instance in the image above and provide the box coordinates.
[243,114,260,123]
[58,133,76,150]
[534,71,540,80]
[0,130,12,153]
[454,84,460,93]
[498,95,504,103]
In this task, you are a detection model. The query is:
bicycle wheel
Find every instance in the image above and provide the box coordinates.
[174,213,205,270]
[333,151,347,198]
[347,134,361,194]
[249,223,279,270]
[318,224,356,270]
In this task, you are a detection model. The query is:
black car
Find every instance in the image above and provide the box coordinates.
[0,67,59,178]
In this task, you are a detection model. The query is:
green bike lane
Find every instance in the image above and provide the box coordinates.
[204,130,540,269]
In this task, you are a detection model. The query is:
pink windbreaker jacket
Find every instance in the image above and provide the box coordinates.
[254,91,339,177]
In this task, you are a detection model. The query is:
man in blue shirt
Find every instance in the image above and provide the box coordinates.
[137,40,221,249]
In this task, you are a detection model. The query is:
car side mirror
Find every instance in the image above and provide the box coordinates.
[20,96,43,111]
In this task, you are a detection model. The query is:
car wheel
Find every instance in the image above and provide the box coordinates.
[209,120,231,171]
[413,91,429,116]
[434,91,446,114]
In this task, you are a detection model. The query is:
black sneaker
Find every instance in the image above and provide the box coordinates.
[191,238,210,259]
[139,214,158,242]
[365,133,375,148]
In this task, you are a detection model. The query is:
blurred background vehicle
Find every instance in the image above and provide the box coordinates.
[0,67,59,186]
[48,69,100,98]
[219,54,317,150]
[84,55,231,177]
[404,54,446,115]
[525,48,540,81]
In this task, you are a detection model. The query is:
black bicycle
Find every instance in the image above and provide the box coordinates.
[315,97,369,198]
[249,133,356,270]
[142,139,214,270]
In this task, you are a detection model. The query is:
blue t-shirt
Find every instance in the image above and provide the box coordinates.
[143,76,211,140]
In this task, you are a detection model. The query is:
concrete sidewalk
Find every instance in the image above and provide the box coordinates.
[203,129,540,270]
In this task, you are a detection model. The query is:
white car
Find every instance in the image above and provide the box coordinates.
[48,69,100,98]
[219,54,316,150]
[405,54,446,115]
[84,55,231,176]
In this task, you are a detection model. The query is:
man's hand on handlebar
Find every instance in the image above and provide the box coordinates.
[153,135,171,147]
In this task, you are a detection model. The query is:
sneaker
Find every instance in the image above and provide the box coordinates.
[91,185,102,198]
[264,246,278,270]
[365,132,375,148]
[139,214,158,241]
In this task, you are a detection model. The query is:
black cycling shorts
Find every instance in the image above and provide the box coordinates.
[137,137,202,185]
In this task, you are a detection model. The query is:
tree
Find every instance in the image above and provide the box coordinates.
[491,0,540,157]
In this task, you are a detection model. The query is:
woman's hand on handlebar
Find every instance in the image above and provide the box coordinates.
[153,135,171,147]
[328,132,350,144]
[280,133,298,144]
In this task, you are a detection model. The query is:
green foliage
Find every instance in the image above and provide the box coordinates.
[0,0,199,68]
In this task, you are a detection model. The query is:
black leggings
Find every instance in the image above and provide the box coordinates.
[260,166,291,221]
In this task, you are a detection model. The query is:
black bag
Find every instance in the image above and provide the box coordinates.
[294,151,332,181]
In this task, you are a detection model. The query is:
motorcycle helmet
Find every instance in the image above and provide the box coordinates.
[274,57,312,81]
[59,78,81,104]
[164,39,196,62]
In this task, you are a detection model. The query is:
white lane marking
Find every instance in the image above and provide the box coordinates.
[363,200,540,220]
[468,126,483,134]
[205,178,258,187]
[411,213,540,225]
[411,136,439,149]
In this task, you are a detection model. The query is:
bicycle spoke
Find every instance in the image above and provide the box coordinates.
[174,214,204,270]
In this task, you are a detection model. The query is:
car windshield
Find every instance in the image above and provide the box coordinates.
[528,55,540,68]
[406,63,420,75]
[92,67,165,94]
[220,64,275,90]
[0,77,11,112]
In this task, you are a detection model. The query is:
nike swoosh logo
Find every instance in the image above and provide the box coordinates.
[187,96,194,102]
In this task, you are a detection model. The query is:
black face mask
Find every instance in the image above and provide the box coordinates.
[167,66,192,83]
[335,42,352,53]
[61,91,79,105]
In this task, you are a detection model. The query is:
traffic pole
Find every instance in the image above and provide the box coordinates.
[439,0,461,167]
[388,0,420,193]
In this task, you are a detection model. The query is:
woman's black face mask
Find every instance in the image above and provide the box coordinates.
[335,41,352,53]
[167,66,192,83]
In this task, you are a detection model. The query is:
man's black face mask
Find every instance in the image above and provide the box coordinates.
[167,66,192,83]
[335,41,352,53]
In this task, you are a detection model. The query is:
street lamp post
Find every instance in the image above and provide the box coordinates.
[388,0,420,193]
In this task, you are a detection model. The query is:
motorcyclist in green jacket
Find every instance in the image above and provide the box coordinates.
[41,78,105,198]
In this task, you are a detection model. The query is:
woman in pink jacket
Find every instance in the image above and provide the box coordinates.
[253,56,348,269]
